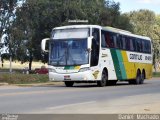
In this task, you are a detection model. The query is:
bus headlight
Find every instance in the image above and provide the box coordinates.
[79,67,90,72]
[49,68,56,73]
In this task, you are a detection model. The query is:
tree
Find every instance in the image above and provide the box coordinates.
[126,9,160,69]
[152,15,160,71]
[11,0,132,70]
[127,9,156,37]
[0,0,20,70]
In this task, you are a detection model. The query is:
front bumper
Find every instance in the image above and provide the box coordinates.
[49,70,97,82]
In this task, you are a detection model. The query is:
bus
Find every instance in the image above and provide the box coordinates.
[41,25,152,87]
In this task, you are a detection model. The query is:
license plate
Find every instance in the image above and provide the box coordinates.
[64,75,71,80]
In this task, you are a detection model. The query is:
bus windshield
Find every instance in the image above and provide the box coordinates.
[49,39,89,66]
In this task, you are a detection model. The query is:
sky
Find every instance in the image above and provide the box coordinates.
[113,0,160,14]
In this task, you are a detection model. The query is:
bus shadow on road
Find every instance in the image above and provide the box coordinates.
[34,81,151,88]
[66,81,150,88]
[67,82,130,88]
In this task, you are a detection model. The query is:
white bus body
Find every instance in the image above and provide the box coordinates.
[41,25,152,87]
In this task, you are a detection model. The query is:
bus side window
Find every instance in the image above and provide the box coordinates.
[115,34,120,49]
[147,41,151,53]
[109,32,117,48]
[119,35,123,49]
[109,33,112,48]
[132,39,136,52]
[144,40,149,53]
[122,35,126,50]
[101,30,107,48]
[126,36,130,51]
[142,40,145,53]
[137,39,142,52]
[139,39,142,52]
[113,34,117,48]
[130,37,134,51]
[106,32,110,48]
[135,39,139,52]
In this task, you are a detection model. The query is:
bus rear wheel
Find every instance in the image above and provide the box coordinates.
[135,70,141,85]
[129,70,141,85]
[97,70,107,87]
[140,72,145,84]
[64,81,74,87]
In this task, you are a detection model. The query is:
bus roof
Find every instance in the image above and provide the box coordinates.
[53,25,151,41]
[53,25,101,30]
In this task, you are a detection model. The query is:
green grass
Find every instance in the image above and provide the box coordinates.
[0,72,159,85]
[0,73,49,84]
[152,72,160,77]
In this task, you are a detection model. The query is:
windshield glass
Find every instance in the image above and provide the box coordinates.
[49,39,89,66]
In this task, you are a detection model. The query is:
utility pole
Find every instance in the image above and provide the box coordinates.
[9,54,12,73]
[0,42,2,68]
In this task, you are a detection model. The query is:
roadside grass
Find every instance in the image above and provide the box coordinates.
[0,70,159,85]
[0,73,49,84]
[0,61,49,84]
[153,72,160,77]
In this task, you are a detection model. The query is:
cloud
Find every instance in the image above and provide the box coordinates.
[137,0,160,5]
[138,0,152,4]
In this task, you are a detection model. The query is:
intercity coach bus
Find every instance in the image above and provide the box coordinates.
[41,25,152,87]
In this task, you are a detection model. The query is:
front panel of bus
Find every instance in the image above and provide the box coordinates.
[48,27,102,81]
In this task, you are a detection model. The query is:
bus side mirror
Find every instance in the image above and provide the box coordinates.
[41,38,50,52]
[88,36,93,50]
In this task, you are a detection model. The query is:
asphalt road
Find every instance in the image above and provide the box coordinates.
[0,78,160,114]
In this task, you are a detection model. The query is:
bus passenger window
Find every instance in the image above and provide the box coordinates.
[113,35,117,48]
[132,39,136,52]
[119,35,123,49]
[130,38,134,51]
[144,40,150,53]
[126,36,130,51]
[109,33,117,48]
[122,36,126,50]
[147,41,151,53]
[142,40,145,53]
[115,34,120,49]
[106,32,110,48]
[101,31,107,48]
[135,39,138,52]
[135,39,142,52]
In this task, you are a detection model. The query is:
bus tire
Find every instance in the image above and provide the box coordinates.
[97,70,107,87]
[135,70,141,85]
[140,72,145,84]
[64,81,74,87]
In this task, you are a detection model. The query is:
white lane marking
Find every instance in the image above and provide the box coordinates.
[47,101,96,110]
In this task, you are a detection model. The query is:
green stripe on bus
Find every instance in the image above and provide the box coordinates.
[64,66,75,70]
[110,49,122,79]
[110,49,127,80]
[116,50,127,79]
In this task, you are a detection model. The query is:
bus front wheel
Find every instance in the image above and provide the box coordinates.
[97,70,107,87]
[64,81,74,87]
